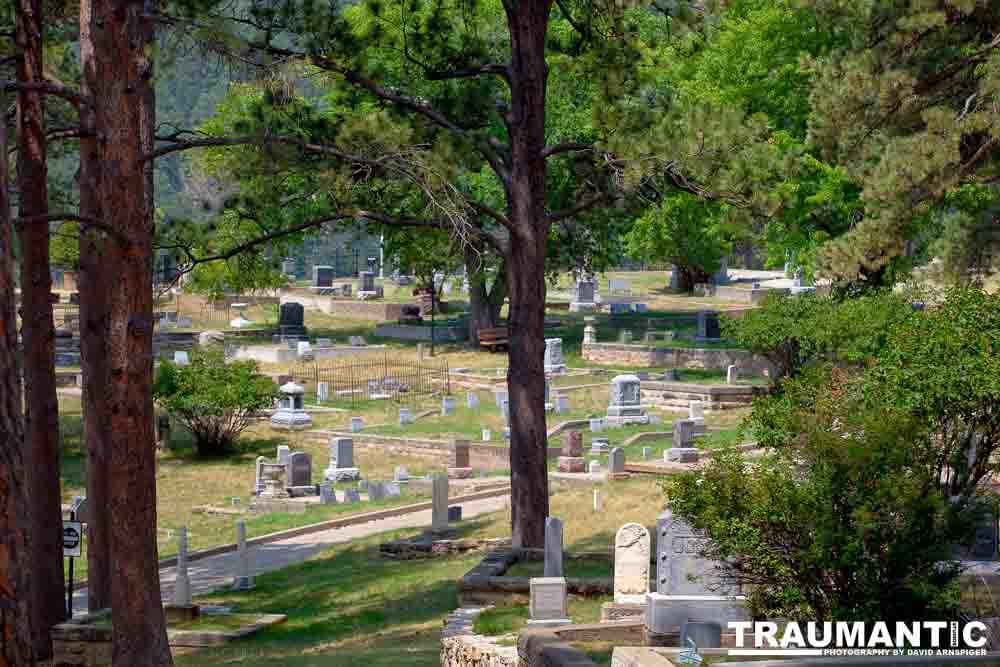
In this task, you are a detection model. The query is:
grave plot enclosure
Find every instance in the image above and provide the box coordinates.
[288,354,450,406]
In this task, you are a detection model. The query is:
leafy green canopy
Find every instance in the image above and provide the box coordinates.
[722,290,916,380]
[153,349,278,456]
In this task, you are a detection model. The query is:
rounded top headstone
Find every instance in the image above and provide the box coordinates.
[612,374,641,384]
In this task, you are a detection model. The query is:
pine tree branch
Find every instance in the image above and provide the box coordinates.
[541,142,594,159]
[146,133,415,164]
[546,192,609,223]
[0,79,87,108]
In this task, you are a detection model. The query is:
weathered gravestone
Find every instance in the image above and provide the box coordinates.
[313,265,334,287]
[431,475,450,534]
[467,392,480,409]
[385,482,402,499]
[277,445,291,466]
[316,382,330,402]
[570,279,597,313]
[343,488,361,503]
[614,523,650,604]
[646,509,746,642]
[441,395,455,416]
[449,440,473,479]
[666,418,700,463]
[529,578,570,627]
[324,437,360,481]
[590,437,610,455]
[288,451,312,489]
[399,408,412,425]
[607,374,649,425]
[279,302,306,338]
[544,338,565,373]
[608,447,627,480]
[319,483,337,505]
[544,517,564,577]
[557,431,585,473]
[727,365,738,384]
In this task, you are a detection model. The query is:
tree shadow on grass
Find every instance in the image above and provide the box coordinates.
[160,431,289,466]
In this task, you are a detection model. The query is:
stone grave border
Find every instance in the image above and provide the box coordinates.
[379,537,512,560]
[457,547,614,607]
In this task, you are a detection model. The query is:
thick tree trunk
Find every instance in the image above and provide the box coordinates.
[78,0,112,612]
[93,0,172,662]
[465,243,506,343]
[15,0,66,655]
[0,93,35,667]
[503,0,553,549]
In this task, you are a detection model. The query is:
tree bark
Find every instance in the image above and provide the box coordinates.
[503,0,553,549]
[93,0,172,661]
[0,91,35,667]
[78,0,112,612]
[15,0,66,655]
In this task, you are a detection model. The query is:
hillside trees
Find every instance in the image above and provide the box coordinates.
[810,0,1000,284]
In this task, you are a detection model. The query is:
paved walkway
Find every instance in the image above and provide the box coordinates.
[72,493,510,615]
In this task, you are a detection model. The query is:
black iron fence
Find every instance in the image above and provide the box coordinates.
[288,353,450,406]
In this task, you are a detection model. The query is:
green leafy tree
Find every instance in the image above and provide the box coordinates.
[624,192,732,290]
[153,350,278,456]
[665,394,971,623]
[722,290,915,380]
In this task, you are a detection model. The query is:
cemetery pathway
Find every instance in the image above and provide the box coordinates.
[71,493,510,615]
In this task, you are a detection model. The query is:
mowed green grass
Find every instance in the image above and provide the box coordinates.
[173,477,668,665]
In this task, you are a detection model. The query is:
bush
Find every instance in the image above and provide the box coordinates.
[722,290,915,379]
[665,378,973,623]
[153,349,278,456]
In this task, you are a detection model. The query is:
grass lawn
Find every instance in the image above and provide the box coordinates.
[503,558,612,579]
[472,596,609,636]
[171,477,666,665]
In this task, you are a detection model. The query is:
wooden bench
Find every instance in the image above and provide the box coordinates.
[478,327,510,352]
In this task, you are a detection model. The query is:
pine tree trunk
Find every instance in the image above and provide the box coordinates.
[15,0,66,655]
[504,0,552,549]
[0,91,35,667]
[78,0,112,612]
[93,0,172,661]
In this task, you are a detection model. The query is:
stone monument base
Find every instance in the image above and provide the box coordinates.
[600,601,644,623]
[557,457,586,473]
[604,414,650,427]
[544,364,566,374]
[164,604,200,624]
[447,467,473,479]
[569,302,597,313]
[665,448,700,463]
[645,593,747,640]
[270,411,313,430]
[526,618,573,628]
[324,467,361,482]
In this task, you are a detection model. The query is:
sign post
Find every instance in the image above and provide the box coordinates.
[64,496,85,616]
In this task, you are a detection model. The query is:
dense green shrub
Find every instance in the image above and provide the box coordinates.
[153,349,278,456]
[722,290,915,379]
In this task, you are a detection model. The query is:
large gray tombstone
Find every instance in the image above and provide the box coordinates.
[608,447,626,476]
[666,418,700,463]
[431,475,450,533]
[359,271,376,293]
[288,451,312,487]
[544,338,566,373]
[607,374,648,425]
[646,510,746,639]
[570,280,597,312]
[324,437,360,481]
[544,517,564,577]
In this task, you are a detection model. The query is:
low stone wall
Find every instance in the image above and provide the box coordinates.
[441,607,519,667]
[317,432,559,471]
[374,322,468,342]
[641,382,769,410]
[695,284,787,304]
[458,548,613,607]
[582,342,775,374]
